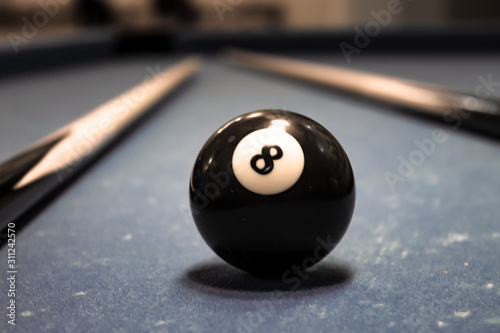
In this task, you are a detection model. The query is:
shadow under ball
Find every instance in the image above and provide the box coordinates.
[189,110,355,276]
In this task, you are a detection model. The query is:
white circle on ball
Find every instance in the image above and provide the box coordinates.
[232,127,305,195]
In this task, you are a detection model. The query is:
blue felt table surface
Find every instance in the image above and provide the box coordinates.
[1,53,500,333]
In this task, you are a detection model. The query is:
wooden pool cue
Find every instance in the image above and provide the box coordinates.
[227,49,500,140]
[0,56,201,230]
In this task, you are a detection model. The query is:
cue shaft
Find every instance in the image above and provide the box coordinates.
[0,57,201,229]
[228,50,500,139]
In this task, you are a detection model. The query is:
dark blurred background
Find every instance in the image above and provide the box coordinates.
[1,0,500,31]
[2,0,500,34]
[0,0,499,55]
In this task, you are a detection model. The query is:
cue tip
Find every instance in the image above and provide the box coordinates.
[174,55,203,78]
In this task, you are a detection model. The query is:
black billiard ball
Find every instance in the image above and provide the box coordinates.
[189,109,355,276]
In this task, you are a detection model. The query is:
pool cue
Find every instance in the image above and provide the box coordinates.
[227,50,500,140]
[0,56,201,230]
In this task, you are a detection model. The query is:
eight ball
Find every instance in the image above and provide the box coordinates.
[189,109,355,275]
